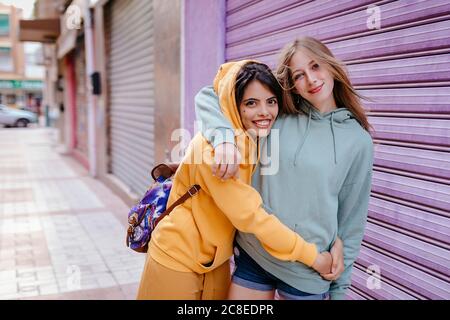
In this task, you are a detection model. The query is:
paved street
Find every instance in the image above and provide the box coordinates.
[0,127,145,299]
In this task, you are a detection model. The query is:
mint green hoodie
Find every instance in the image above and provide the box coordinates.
[195,86,373,300]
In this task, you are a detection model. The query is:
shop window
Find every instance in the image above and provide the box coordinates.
[6,94,16,105]
[0,14,9,36]
[0,47,13,72]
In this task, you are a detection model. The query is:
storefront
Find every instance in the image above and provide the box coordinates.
[0,79,43,113]
[55,0,93,170]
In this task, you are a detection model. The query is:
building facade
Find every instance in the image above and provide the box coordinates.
[0,3,42,113]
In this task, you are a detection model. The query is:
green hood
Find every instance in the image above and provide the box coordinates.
[293,107,358,166]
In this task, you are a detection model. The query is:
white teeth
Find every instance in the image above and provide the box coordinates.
[254,120,270,127]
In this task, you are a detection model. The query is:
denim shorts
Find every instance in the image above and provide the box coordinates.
[232,245,329,300]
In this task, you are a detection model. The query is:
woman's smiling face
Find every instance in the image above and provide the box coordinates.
[290,49,337,112]
[239,80,279,138]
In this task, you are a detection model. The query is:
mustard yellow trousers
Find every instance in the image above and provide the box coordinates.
[136,255,231,300]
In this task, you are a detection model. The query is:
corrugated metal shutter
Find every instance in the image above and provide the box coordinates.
[105,0,155,196]
[225,0,450,300]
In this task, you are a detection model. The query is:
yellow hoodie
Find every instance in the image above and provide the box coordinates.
[148,60,318,274]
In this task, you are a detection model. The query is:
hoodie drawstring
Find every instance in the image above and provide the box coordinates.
[293,109,312,166]
[293,108,338,166]
[330,112,337,164]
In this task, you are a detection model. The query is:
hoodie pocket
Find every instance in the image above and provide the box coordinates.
[196,246,221,272]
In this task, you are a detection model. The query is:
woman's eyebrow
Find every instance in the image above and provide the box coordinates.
[292,67,305,74]
[242,97,259,102]
[293,60,315,73]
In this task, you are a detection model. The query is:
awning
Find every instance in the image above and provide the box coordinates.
[19,19,60,43]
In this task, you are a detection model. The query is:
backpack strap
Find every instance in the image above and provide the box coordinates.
[153,184,201,226]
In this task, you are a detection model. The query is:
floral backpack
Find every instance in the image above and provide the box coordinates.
[126,163,201,253]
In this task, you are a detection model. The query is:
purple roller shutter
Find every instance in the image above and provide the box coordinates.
[225,0,450,299]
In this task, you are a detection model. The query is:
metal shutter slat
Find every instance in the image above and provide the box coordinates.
[361,87,450,114]
[227,0,260,13]
[227,0,307,29]
[109,97,155,108]
[368,197,449,244]
[351,267,418,300]
[364,222,449,275]
[227,0,375,46]
[357,246,450,299]
[348,54,450,85]
[329,19,450,61]
[372,171,450,212]
[110,120,155,137]
[227,0,450,60]
[370,117,450,146]
[374,145,450,180]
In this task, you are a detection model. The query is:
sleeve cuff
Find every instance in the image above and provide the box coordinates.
[294,237,318,267]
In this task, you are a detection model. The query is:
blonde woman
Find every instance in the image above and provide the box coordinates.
[195,37,373,300]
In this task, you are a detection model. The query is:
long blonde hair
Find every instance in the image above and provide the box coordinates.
[275,36,371,132]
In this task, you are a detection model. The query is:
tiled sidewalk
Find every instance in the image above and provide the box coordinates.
[0,128,145,299]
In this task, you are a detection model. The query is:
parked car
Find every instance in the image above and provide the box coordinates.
[0,104,38,128]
